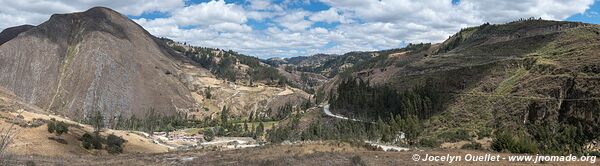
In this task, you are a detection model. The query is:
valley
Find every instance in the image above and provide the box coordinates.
[0,4,599,166]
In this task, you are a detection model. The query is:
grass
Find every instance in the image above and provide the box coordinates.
[494,67,528,95]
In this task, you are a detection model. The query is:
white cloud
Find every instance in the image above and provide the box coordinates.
[209,22,252,32]
[172,1,247,26]
[0,0,185,29]
[249,0,272,10]
[309,8,350,23]
[0,0,596,58]
[274,11,312,31]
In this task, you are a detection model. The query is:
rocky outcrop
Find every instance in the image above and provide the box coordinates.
[0,7,197,119]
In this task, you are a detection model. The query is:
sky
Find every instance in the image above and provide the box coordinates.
[0,0,599,59]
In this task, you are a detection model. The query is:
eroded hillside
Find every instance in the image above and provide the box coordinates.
[0,7,197,120]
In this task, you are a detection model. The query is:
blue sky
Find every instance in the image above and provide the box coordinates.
[568,0,600,24]
[1,0,598,58]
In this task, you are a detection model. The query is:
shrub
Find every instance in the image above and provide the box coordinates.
[203,128,215,142]
[47,122,55,133]
[54,122,69,136]
[477,128,492,138]
[350,155,367,166]
[461,142,483,150]
[81,132,102,150]
[491,132,514,152]
[47,120,68,136]
[29,119,45,128]
[512,137,538,154]
[438,129,471,142]
[81,133,93,149]
[106,134,124,154]
[418,138,440,148]
[492,132,538,154]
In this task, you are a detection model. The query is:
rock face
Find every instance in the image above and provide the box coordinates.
[0,7,197,119]
[0,24,35,45]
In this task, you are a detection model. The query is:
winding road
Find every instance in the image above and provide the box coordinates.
[321,104,368,123]
[321,104,408,151]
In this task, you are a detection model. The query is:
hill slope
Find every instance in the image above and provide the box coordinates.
[317,19,600,154]
[0,7,197,120]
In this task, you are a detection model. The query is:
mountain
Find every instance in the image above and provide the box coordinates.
[0,24,34,45]
[318,19,600,154]
[0,7,197,120]
[162,39,327,94]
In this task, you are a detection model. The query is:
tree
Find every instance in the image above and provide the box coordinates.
[203,128,215,141]
[54,121,69,136]
[81,133,93,149]
[47,120,69,136]
[81,132,102,150]
[88,110,105,133]
[47,121,56,133]
[106,134,124,154]
[254,122,264,140]
[205,87,212,99]
[220,106,229,126]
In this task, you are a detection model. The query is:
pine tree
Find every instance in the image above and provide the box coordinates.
[243,121,249,133]
[254,122,264,140]
[88,110,105,133]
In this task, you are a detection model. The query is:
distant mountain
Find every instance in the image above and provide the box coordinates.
[0,7,197,120]
[0,24,34,45]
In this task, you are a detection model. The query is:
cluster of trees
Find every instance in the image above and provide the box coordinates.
[347,43,432,73]
[528,120,597,155]
[47,119,69,137]
[330,77,443,120]
[491,132,538,154]
[80,110,127,154]
[109,109,199,133]
[172,43,290,85]
[267,113,423,145]
[268,76,447,144]
[81,132,125,154]
[203,106,265,141]
[81,108,202,136]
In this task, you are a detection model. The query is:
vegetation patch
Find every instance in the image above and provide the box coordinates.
[494,67,528,95]
[438,129,472,142]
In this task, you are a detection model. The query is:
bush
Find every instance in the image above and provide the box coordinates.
[491,132,514,152]
[54,122,69,136]
[418,138,440,148]
[512,137,538,154]
[29,119,45,128]
[461,142,483,150]
[203,128,215,142]
[25,160,35,166]
[81,132,102,150]
[47,120,69,136]
[81,133,93,149]
[438,129,471,142]
[106,134,124,154]
[492,132,537,154]
[350,155,367,166]
[477,128,492,138]
[47,122,55,133]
